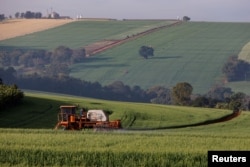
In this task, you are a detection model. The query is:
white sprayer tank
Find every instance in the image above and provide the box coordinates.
[87,110,108,121]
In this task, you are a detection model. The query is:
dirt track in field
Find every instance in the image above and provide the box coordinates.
[85,21,182,56]
[0,19,73,41]
[127,111,241,130]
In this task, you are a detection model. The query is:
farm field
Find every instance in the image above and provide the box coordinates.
[0,19,73,41]
[0,91,232,129]
[70,22,250,94]
[0,92,250,166]
[0,20,175,50]
[1,20,250,94]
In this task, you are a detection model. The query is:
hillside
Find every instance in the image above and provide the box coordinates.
[1,92,249,167]
[0,20,174,50]
[70,22,250,94]
[0,19,72,41]
[1,20,250,94]
[0,91,232,129]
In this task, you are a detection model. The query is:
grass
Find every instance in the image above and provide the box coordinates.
[0,91,249,166]
[0,20,173,50]
[0,91,231,129]
[70,22,250,94]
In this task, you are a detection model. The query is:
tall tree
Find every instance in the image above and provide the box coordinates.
[15,12,20,18]
[172,82,193,105]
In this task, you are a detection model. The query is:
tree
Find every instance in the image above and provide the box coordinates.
[172,82,193,105]
[222,55,250,81]
[139,46,154,59]
[229,92,246,111]
[71,48,86,63]
[206,86,233,101]
[147,86,171,104]
[15,12,20,18]
[183,16,191,21]
[52,46,73,63]
[34,12,42,18]
[0,82,24,110]
[24,11,33,18]
[0,14,5,21]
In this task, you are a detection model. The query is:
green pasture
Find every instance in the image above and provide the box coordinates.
[1,91,250,166]
[0,91,231,129]
[70,22,250,94]
[0,20,173,50]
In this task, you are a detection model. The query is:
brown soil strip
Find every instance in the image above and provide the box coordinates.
[85,21,182,56]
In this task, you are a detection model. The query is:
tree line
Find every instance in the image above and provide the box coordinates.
[0,11,43,20]
[222,55,250,82]
[15,11,43,19]
[1,68,249,111]
[0,46,86,77]
[1,45,250,111]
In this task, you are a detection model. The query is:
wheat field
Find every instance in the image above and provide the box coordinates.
[0,19,73,41]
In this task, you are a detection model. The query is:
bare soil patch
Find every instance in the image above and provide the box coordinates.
[85,40,119,56]
[0,19,73,41]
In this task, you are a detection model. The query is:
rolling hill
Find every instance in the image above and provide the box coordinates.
[1,20,250,94]
[0,91,233,129]
[1,91,249,167]
[70,22,250,94]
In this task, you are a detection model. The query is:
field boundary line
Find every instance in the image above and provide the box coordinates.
[126,111,241,130]
[86,21,183,56]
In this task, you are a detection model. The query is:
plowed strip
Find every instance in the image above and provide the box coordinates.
[85,21,182,56]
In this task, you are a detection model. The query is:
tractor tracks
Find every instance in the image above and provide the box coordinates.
[125,111,241,131]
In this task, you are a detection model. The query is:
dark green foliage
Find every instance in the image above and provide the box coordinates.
[0,46,86,77]
[0,14,5,21]
[0,81,24,110]
[206,86,233,101]
[172,82,193,106]
[147,86,171,104]
[17,11,42,19]
[222,55,250,81]
[183,16,191,21]
[139,46,154,59]
[0,67,16,84]
[192,96,213,108]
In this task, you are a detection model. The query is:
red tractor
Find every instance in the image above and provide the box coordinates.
[54,105,121,130]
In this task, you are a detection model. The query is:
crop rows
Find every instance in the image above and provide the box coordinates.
[0,20,171,50]
[1,127,250,167]
[70,22,250,94]
[0,149,206,167]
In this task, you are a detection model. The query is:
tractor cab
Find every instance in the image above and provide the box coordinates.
[58,105,77,122]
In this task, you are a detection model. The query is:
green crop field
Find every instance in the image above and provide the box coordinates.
[1,21,250,94]
[70,22,250,94]
[0,20,174,50]
[0,91,231,129]
[0,92,250,166]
